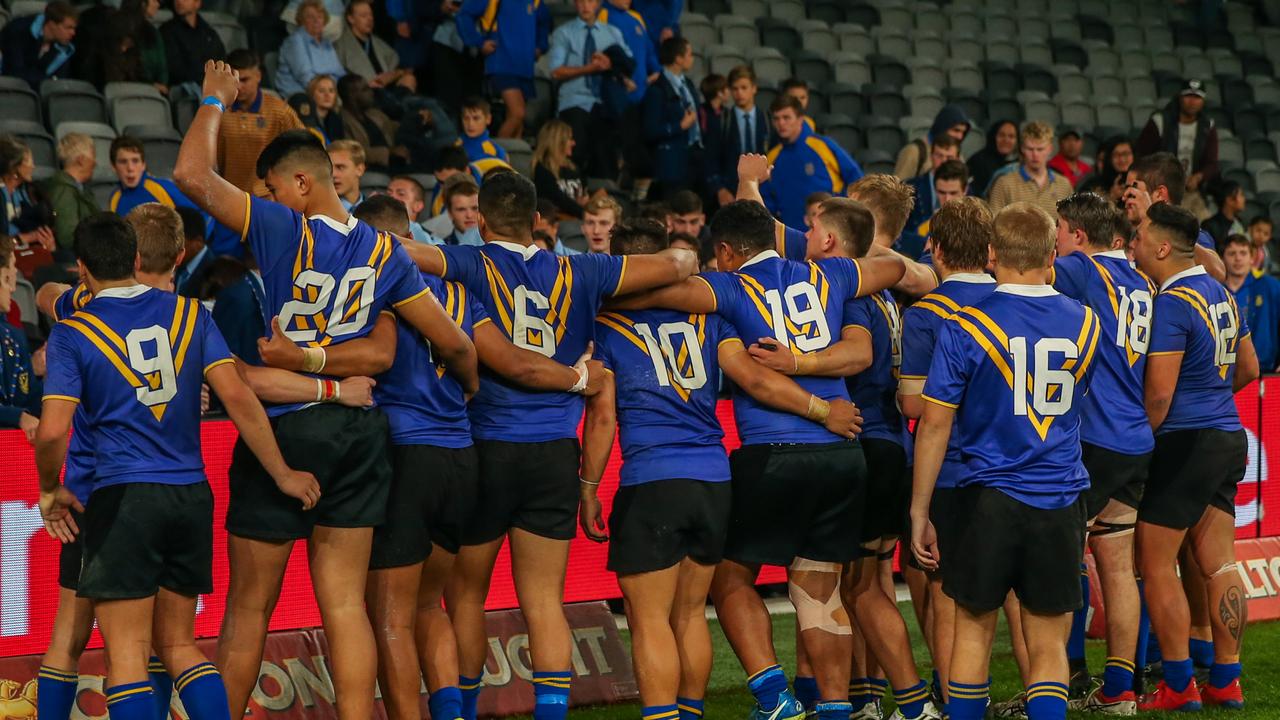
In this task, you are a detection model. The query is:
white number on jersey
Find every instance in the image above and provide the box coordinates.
[762,282,832,353]
[1010,336,1077,417]
[1115,285,1153,354]
[125,325,177,407]
[512,285,557,356]
[1211,301,1239,366]
[634,321,709,390]
[278,267,377,343]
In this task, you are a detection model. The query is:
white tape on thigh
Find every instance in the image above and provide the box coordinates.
[790,558,842,573]
[1210,562,1238,578]
[788,559,850,635]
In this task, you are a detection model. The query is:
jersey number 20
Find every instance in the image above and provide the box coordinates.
[1009,336,1076,417]
[278,267,377,343]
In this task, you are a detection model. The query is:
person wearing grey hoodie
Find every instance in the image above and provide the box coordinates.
[893,104,972,180]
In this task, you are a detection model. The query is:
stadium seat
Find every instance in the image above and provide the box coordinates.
[949,65,984,92]
[706,45,747,76]
[54,121,117,180]
[792,51,834,86]
[0,78,40,124]
[824,120,863,153]
[913,35,946,59]
[949,12,983,36]
[807,87,829,114]
[1019,64,1058,95]
[1235,108,1267,140]
[859,148,896,175]
[874,32,911,59]
[916,9,947,34]
[984,64,1020,99]
[1051,39,1089,68]
[1091,75,1125,100]
[111,95,171,133]
[879,6,912,29]
[1095,103,1131,129]
[832,54,872,86]
[843,3,880,29]
[827,83,865,117]
[806,0,846,25]
[962,125,986,156]
[868,55,910,86]
[796,20,838,54]
[124,124,183,178]
[747,47,791,86]
[89,178,117,208]
[986,15,1018,39]
[689,0,729,15]
[834,23,872,53]
[1019,43,1055,67]
[730,0,767,20]
[950,39,984,66]
[1256,167,1280,193]
[0,120,55,167]
[867,86,908,119]
[756,17,801,54]
[987,97,1024,123]
[987,42,1019,66]
[1024,99,1061,126]
[907,91,944,120]
[769,0,805,23]
[715,16,757,48]
[1247,137,1278,163]
[9,0,46,17]
[943,88,986,125]
[1056,72,1091,98]
[756,85,778,112]
[1079,15,1115,44]
[680,13,717,49]
[1061,102,1094,128]
[1019,18,1051,39]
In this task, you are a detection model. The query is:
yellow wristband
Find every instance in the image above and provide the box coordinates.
[301,346,327,374]
[806,395,831,423]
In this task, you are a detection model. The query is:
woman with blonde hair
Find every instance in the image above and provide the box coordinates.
[305,74,345,142]
[275,0,347,97]
[532,120,590,219]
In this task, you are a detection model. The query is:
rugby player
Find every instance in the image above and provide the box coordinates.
[612,200,906,720]
[1052,192,1156,715]
[1131,202,1258,711]
[1121,152,1225,283]
[910,202,1101,720]
[35,212,318,720]
[175,60,480,719]
[579,219,861,720]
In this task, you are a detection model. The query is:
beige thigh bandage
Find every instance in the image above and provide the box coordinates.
[788,558,851,635]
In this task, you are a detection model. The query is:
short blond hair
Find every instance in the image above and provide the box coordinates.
[584,195,623,220]
[328,139,366,168]
[126,203,185,275]
[848,174,915,239]
[1021,121,1054,145]
[57,132,94,167]
[992,201,1056,272]
[295,0,329,26]
[931,196,992,272]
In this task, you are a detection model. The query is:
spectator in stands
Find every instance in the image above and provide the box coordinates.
[532,119,590,219]
[780,77,818,132]
[601,0,660,194]
[438,176,483,246]
[905,133,961,210]
[667,189,706,241]
[1078,135,1134,201]
[417,0,481,115]
[328,139,366,211]
[220,49,305,198]
[0,236,41,438]
[108,136,199,217]
[457,0,550,139]
[698,73,728,135]
[106,0,168,92]
[385,175,434,242]
[1,1,78,89]
[1223,233,1280,371]
[160,0,226,95]
[548,0,633,181]
[901,158,968,259]
[988,121,1072,214]
[209,250,266,363]
[42,133,97,263]
[1047,127,1091,188]
[0,137,55,257]
[460,96,509,164]
[276,0,348,98]
[280,0,344,41]
[304,74,346,142]
[174,205,213,298]
[1203,179,1247,249]
[643,36,701,200]
[633,0,679,47]
[337,74,399,170]
[709,65,770,207]
[966,119,1017,198]
[531,230,555,252]
[1137,79,1219,214]
[533,198,576,255]
[1250,215,1279,275]
[760,95,863,229]
[335,0,417,93]
[895,104,971,180]
[424,146,472,220]
[582,195,622,253]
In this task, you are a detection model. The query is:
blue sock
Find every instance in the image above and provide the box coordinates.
[641,703,680,720]
[531,671,571,720]
[868,677,889,703]
[1189,638,1215,668]
[149,657,172,720]
[429,686,463,720]
[793,675,819,710]
[946,681,989,720]
[1068,564,1089,663]
[1164,658,1194,693]
[676,697,704,720]
[747,665,787,711]
[814,701,852,720]
[893,680,929,718]
[106,682,156,720]
[37,666,79,720]
[1135,581,1150,671]
[173,662,229,720]
[848,678,870,711]
[1209,662,1242,689]
[1025,682,1068,720]
[1101,657,1135,698]
[459,674,483,720]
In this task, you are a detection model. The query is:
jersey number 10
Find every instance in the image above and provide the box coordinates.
[635,321,708,390]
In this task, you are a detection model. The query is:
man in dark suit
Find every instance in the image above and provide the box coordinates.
[706,64,770,207]
[642,36,702,200]
[0,1,78,90]
[174,206,215,298]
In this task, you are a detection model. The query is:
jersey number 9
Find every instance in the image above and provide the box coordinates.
[126,325,177,407]
[1010,336,1077,417]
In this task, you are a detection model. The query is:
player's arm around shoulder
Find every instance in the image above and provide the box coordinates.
[608,274,718,313]
[851,251,907,297]
[400,237,448,276]
[718,337,862,438]
[609,246,698,297]
[473,320,591,393]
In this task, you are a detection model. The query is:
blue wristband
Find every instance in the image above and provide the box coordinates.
[201,96,226,112]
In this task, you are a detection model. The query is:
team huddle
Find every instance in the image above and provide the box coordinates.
[29,61,1256,720]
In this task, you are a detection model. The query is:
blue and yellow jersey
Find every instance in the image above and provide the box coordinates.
[1231,268,1280,371]
[923,285,1100,509]
[594,308,736,486]
[777,223,808,262]
[761,123,863,228]
[1051,249,1156,455]
[461,131,509,164]
[43,285,232,493]
[440,241,626,441]
[51,283,95,504]
[109,173,200,217]
[1150,265,1250,434]
[457,0,550,78]
[600,1,661,105]
[376,275,488,448]
[899,273,995,488]
[240,195,429,415]
[696,250,863,444]
[843,289,903,445]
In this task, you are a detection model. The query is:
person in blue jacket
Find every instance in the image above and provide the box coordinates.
[642,36,701,199]
[760,95,863,229]
[632,0,679,47]
[107,137,201,218]
[1223,234,1280,372]
[0,237,40,440]
[457,0,550,139]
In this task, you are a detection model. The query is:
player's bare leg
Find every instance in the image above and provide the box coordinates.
[1137,521,1192,666]
[1188,508,1245,662]
[927,576,955,705]
[791,562,853,707]
[711,559,776,674]
[445,538,505,684]
[1179,545,1215,664]
[1003,593,1032,685]
[946,604,998,719]
[217,535,292,718]
[154,588,230,720]
[497,89,526,138]
[1078,500,1141,709]
[509,529,573,670]
[42,587,94,672]
[1019,608,1073,710]
[671,559,717,705]
[619,564,682,707]
[417,549,461,695]
[310,525,378,719]
[367,561,425,720]
[96,595,157,714]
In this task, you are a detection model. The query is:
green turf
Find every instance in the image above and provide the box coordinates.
[549,601,1279,719]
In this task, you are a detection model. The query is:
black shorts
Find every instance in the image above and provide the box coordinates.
[724,441,866,566]
[1082,443,1149,517]
[462,438,581,545]
[226,405,392,541]
[607,479,732,575]
[370,444,479,570]
[907,485,972,575]
[860,439,909,544]
[78,483,214,600]
[58,509,84,591]
[943,488,1086,615]
[1140,428,1247,530]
